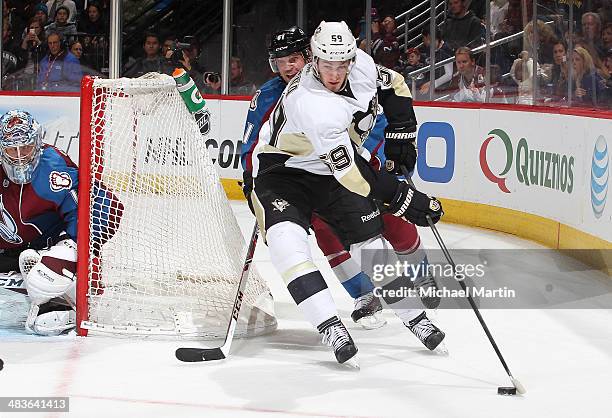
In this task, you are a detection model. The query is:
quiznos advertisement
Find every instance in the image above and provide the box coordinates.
[410,107,611,243]
[0,94,609,244]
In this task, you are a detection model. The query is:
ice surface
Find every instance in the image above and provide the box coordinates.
[0,201,610,418]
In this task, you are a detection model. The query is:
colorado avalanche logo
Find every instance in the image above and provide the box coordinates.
[49,171,72,192]
[0,195,23,244]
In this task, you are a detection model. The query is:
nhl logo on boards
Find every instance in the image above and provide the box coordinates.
[194,109,211,136]
[272,199,290,212]
[49,171,72,192]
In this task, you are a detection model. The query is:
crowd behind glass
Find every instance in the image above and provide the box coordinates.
[1,0,610,110]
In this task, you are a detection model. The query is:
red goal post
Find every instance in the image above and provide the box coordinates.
[76,74,276,338]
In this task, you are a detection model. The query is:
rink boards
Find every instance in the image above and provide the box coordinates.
[0,93,609,271]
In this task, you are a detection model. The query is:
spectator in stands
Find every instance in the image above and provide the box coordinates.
[3,0,26,37]
[604,49,612,104]
[373,34,401,71]
[402,47,425,82]
[575,38,610,81]
[602,23,612,51]
[45,6,76,42]
[418,27,454,98]
[69,39,82,61]
[581,12,604,59]
[36,31,82,91]
[203,57,256,95]
[161,34,176,60]
[441,0,484,51]
[160,35,204,89]
[380,14,398,40]
[449,47,487,102]
[548,40,568,102]
[510,50,538,104]
[33,4,49,27]
[123,32,170,78]
[605,48,612,75]
[16,17,47,90]
[185,38,205,73]
[32,4,50,29]
[77,3,107,37]
[358,8,382,51]
[46,0,77,24]
[490,0,509,38]
[523,20,558,65]
[228,57,256,95]
[469,0,486,20]
[12,1,39,24]
[491,22,521,77]
[2,17,23,76]
[77,2,107,73]
[571,46,606,108]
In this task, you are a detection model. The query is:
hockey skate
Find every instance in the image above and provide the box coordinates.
[319,316,359,367]
[406,311,448,355]
[351,292,387,329]
[413,274,441,309]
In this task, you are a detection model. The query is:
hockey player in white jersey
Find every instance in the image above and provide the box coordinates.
[251,21,446,365]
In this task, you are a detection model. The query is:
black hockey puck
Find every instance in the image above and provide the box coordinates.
[497,386,517,395]
[0,358,4,370]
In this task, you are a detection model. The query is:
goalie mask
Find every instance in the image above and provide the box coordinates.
[0,110,43,184]
[268,26,311,73]
[310,21,357,90]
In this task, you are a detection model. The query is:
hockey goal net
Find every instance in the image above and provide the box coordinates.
[76,74,276,338]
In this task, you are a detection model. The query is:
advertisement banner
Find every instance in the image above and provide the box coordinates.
[0,94,609,244]
[474,110,583,225]
[411,107,478,203]
[581,119,611,241]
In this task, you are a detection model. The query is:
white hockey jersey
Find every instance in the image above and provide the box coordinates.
[252,48,415,198]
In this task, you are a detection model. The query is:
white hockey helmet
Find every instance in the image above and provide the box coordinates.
[310,21,357,62]
[0,110,43,184]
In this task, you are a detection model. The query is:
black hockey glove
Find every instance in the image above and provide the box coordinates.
[384,125,417,175]
[386,181,443,227]
[242,170,255,215]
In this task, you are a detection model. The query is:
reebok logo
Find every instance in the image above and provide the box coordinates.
[361,208,380,223]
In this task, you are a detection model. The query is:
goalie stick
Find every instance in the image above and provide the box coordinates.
[175,223,259,362]
[400,166,526,395]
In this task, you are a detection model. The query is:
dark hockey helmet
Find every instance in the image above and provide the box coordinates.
[268,26,310,72]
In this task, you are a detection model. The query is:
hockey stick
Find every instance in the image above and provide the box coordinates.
[175,223,259,362]
[400,166,526,394]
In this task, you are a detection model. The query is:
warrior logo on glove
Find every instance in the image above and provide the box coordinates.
[387,182,443,227]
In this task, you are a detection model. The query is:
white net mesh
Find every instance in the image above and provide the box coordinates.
[82,74,276,338]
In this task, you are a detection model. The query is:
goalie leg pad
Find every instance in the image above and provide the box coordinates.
[32,307,76,336]
[24,239,77,306]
